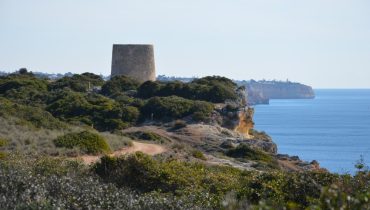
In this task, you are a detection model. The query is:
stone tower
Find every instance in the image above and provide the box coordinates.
[111,44,156,82]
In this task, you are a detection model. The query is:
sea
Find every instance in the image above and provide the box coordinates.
[253,89,370,174]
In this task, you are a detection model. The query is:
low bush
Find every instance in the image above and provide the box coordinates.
[191,101,214,121]
[53,131,111,154]
[191,150,206,160]
[124,131,169,144]
[226,143,279,169]
[121,106,140,123]
[0,138,8,147]
[226,144,270,161]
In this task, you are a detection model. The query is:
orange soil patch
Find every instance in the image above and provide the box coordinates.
[77,141,166,165]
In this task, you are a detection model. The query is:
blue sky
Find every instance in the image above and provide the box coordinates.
[1,0,369,88]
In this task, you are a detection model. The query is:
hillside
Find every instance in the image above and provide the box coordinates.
[0,70,369,209]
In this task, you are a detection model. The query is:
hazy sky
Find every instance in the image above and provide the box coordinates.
[1,0,369,88]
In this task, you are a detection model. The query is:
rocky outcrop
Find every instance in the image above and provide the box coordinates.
[276,154,323,172]
[121,123,323,172]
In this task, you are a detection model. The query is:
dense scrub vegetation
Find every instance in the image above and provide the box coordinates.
[0,71,235,132]
[141,96,214,121]
[93,153,370,209]
[0,97,67,129]
[1,154,369,209]
[49,72,105,92]
[101,75,140,96]
[137,76,238,103]
[0,155,199,210]
[0,71,49,105]
[46,90,139,131]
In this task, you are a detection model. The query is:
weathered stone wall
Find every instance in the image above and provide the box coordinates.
[111,44,156,82]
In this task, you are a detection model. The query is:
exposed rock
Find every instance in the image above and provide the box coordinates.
[276,154,324,172]
[122,123,323,172]
[241,139,277,154]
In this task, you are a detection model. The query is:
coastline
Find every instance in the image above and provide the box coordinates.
[253,89,370,174]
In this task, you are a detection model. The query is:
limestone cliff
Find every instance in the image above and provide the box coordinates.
[236,80,315,105]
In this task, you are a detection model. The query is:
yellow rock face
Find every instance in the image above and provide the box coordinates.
[234,108,254,139]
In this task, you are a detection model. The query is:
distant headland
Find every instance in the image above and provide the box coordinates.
[236,80,315,105]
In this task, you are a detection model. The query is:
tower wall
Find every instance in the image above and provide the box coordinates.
[111,44,156,82]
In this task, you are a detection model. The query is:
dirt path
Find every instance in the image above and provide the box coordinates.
[78,141,166,165]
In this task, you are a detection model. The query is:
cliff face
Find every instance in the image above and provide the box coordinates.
[236,80,315,105]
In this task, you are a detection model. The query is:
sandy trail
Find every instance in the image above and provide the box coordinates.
[78,141,166,165]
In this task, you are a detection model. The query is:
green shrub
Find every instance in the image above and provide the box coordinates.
[53,131,111,154]
[189,76,238,102]
[46,90,92,118]
[113,93,135,104]
[141,96,193,120]
[191,101,214,122]
[124,131,169,144]
[141,96,213,121]
[227,144,269,161]
[226,144,279,169]
[0,138,7,159]
[121,106,140,123]
[192,111,208,122]
[101,75,140,96]
[0,138,8,147]
[191,150,206,160]
[137,81,163,98]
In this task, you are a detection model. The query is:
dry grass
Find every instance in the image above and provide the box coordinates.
[0,117,132,156]
[100,132,133,151]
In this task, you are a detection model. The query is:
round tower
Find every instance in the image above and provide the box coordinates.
[111,44,156,82]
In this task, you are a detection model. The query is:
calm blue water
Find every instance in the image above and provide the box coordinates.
[253,89,370,174]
